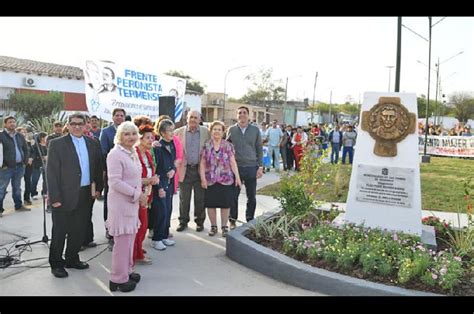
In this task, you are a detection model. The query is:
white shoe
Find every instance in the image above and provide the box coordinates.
[162,239,175,246]
[32,196,39,200]
[151,240,167,251]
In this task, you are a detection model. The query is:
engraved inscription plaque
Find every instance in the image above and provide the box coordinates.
[355,164,414,208]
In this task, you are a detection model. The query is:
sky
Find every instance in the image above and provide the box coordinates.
[1,16,473,104]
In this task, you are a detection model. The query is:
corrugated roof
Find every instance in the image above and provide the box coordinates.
[0,55,83,79]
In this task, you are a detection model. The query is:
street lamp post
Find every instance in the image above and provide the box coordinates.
[311,71,318,124]
[417,50,463,130]
[223,65,248,122]
[283,75,303,125]
[422,17,432,164]
[386,65,394,92]
[329,90,333,124]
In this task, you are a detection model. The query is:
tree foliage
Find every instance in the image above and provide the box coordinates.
[164,70,205,94]
[241,67,285,104]
[449,91,474,123]
[8,91,64,121]
[417,95,457,120]
[339,103,360,116]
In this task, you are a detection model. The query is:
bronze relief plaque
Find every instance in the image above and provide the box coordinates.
[361,97,416,157]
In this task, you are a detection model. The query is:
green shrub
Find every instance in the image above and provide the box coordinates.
[277,175,315,216]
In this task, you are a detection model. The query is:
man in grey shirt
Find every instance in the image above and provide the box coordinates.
[226,106,263,230]
[342,125,357,164]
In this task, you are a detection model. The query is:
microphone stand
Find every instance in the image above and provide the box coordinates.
[16,129,50,248]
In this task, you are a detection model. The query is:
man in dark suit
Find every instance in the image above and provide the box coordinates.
[284,125,294,171]
[99,108,125,242]
[47,113,104,278]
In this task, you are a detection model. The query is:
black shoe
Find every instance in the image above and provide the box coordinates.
[109,280,136,292]
[176,224,187,232]
[85,242,97,248]
[15,205,31,211]
[51,267,69,278]
[24,200,32,206]
[129,272,141,283]
[196,224,204,232]
[65,261,89,270]
[229,221,237,230]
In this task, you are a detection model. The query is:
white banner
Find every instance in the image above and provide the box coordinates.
[419,135,474,157]
[84,60,186,122]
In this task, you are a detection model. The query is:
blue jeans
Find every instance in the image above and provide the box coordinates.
[0,165,25,211]
[342,146,354,164]
[268,145,280,171]
[31,167,45,197]
[230,166,258,222]
[330,143,340,164]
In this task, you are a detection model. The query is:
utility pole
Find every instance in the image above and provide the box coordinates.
[329,90,333,124]
[422,16,432,164]
[395,16,402,92]
[434,57,440,126]
[311,71,318,124]
[386,66,394,92]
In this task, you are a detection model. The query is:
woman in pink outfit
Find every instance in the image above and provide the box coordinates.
[106,121,146,293]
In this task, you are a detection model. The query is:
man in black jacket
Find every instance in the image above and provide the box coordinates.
[47,113,104,278]
[0,116,30,217]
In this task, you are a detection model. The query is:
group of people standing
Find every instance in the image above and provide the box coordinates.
[23,105,263,293]
[259,121,358,171]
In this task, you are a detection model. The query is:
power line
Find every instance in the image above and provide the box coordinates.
[432,17,447,28]
[401,24,428,42]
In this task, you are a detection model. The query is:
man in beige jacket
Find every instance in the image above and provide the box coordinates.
[174,111,210,232]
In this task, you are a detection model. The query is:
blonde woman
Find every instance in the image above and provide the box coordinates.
[106,121,146,292]
[200,121,241,237]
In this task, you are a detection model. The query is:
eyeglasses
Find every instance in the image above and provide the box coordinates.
[69,122,85,127]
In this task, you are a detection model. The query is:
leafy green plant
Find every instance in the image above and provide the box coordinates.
[445,227,474,259]
[299,146,331,199]
[463,176,473,227]
[277,175,315,216]
[249,214,300,239]
[422,215,452,240]
[29,112,67,135]
[8,91,64,121]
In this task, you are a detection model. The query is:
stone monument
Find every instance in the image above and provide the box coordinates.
[343,92,423,236]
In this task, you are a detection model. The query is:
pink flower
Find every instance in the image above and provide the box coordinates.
[454,256,462,262]
[432,273,438,280]
[303,240,314,248]
[439,267,447,276]
[301,222,312,230]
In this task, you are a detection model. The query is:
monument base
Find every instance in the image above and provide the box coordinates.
[332,213,437,250]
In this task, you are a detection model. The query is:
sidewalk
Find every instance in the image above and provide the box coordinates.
[0,171,320,296]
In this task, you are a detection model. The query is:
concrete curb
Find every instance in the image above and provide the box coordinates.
[226,212,441,296]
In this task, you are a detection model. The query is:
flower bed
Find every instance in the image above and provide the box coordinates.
[246,211,473,296]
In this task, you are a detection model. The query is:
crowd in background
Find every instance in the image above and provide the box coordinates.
[418,121,472,136]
